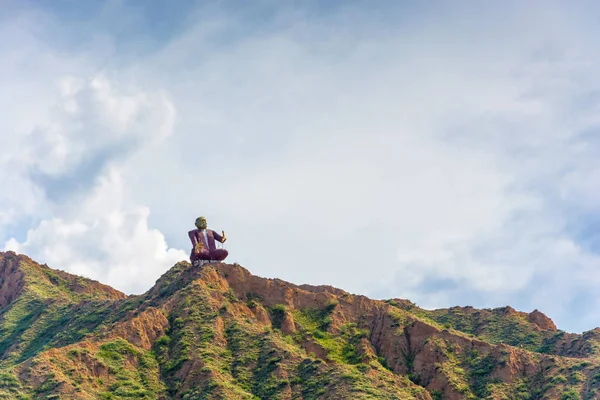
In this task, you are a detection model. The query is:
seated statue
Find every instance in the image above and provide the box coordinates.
[188,216,228,265]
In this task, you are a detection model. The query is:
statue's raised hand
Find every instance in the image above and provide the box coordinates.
[221,231,227,243]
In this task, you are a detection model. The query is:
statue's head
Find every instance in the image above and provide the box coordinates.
[195,216,207,230]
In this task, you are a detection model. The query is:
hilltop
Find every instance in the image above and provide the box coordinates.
[0,251,599,399]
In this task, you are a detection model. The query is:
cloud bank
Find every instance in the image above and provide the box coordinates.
[2,1,600,332]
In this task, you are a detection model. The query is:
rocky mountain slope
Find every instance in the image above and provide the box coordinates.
[0,250,599,399]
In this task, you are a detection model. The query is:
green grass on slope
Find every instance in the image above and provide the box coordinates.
[18,257,118,303]
[426,336,535,399]
[0,256,129,367]
[0,295,47,361]
[0,370,27,399]
[289,305,369,365]
[154,282,256,399]
[95,338,165,399]
[0,292,119,366]
[8,260,599,399]
[152,266,429,399]
[392,302,549,352]
[17,338,165,400]
[391,300,600,362]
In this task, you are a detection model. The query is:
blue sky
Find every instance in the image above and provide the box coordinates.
[2,1,600,333]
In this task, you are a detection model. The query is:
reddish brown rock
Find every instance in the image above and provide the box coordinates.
[5,256,598,400]
[281,311,296,335]
[528,309,557,331]
[0,252,24,309]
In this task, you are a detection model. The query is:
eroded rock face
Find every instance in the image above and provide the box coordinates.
[0,252,24,309]
[194,263,598,399]
[528,309,558,331]
[0,251,125,307]
[1,258,598,399]
[280,311,297,335]
[103,307,169,350]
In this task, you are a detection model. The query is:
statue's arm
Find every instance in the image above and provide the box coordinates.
[188,230,198,246]
[213,230,226,243]
[190,230,205,254]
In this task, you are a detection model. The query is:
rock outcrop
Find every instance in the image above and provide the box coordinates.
[528,309,558,331]
[0,252,25,309]
[0,255,598,399]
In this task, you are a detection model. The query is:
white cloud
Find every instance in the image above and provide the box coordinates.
[131,2,600,332]
[0,34,185,292]
[22,74,175,177]
[11,167,187,292]
[2,2,600,332]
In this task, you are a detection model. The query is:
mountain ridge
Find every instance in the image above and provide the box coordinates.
[0,251,598,399]
[0,251,124,307]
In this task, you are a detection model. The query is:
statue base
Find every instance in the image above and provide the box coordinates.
[192,259,220,267]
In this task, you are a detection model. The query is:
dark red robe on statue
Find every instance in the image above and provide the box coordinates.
[188,229,228,262]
